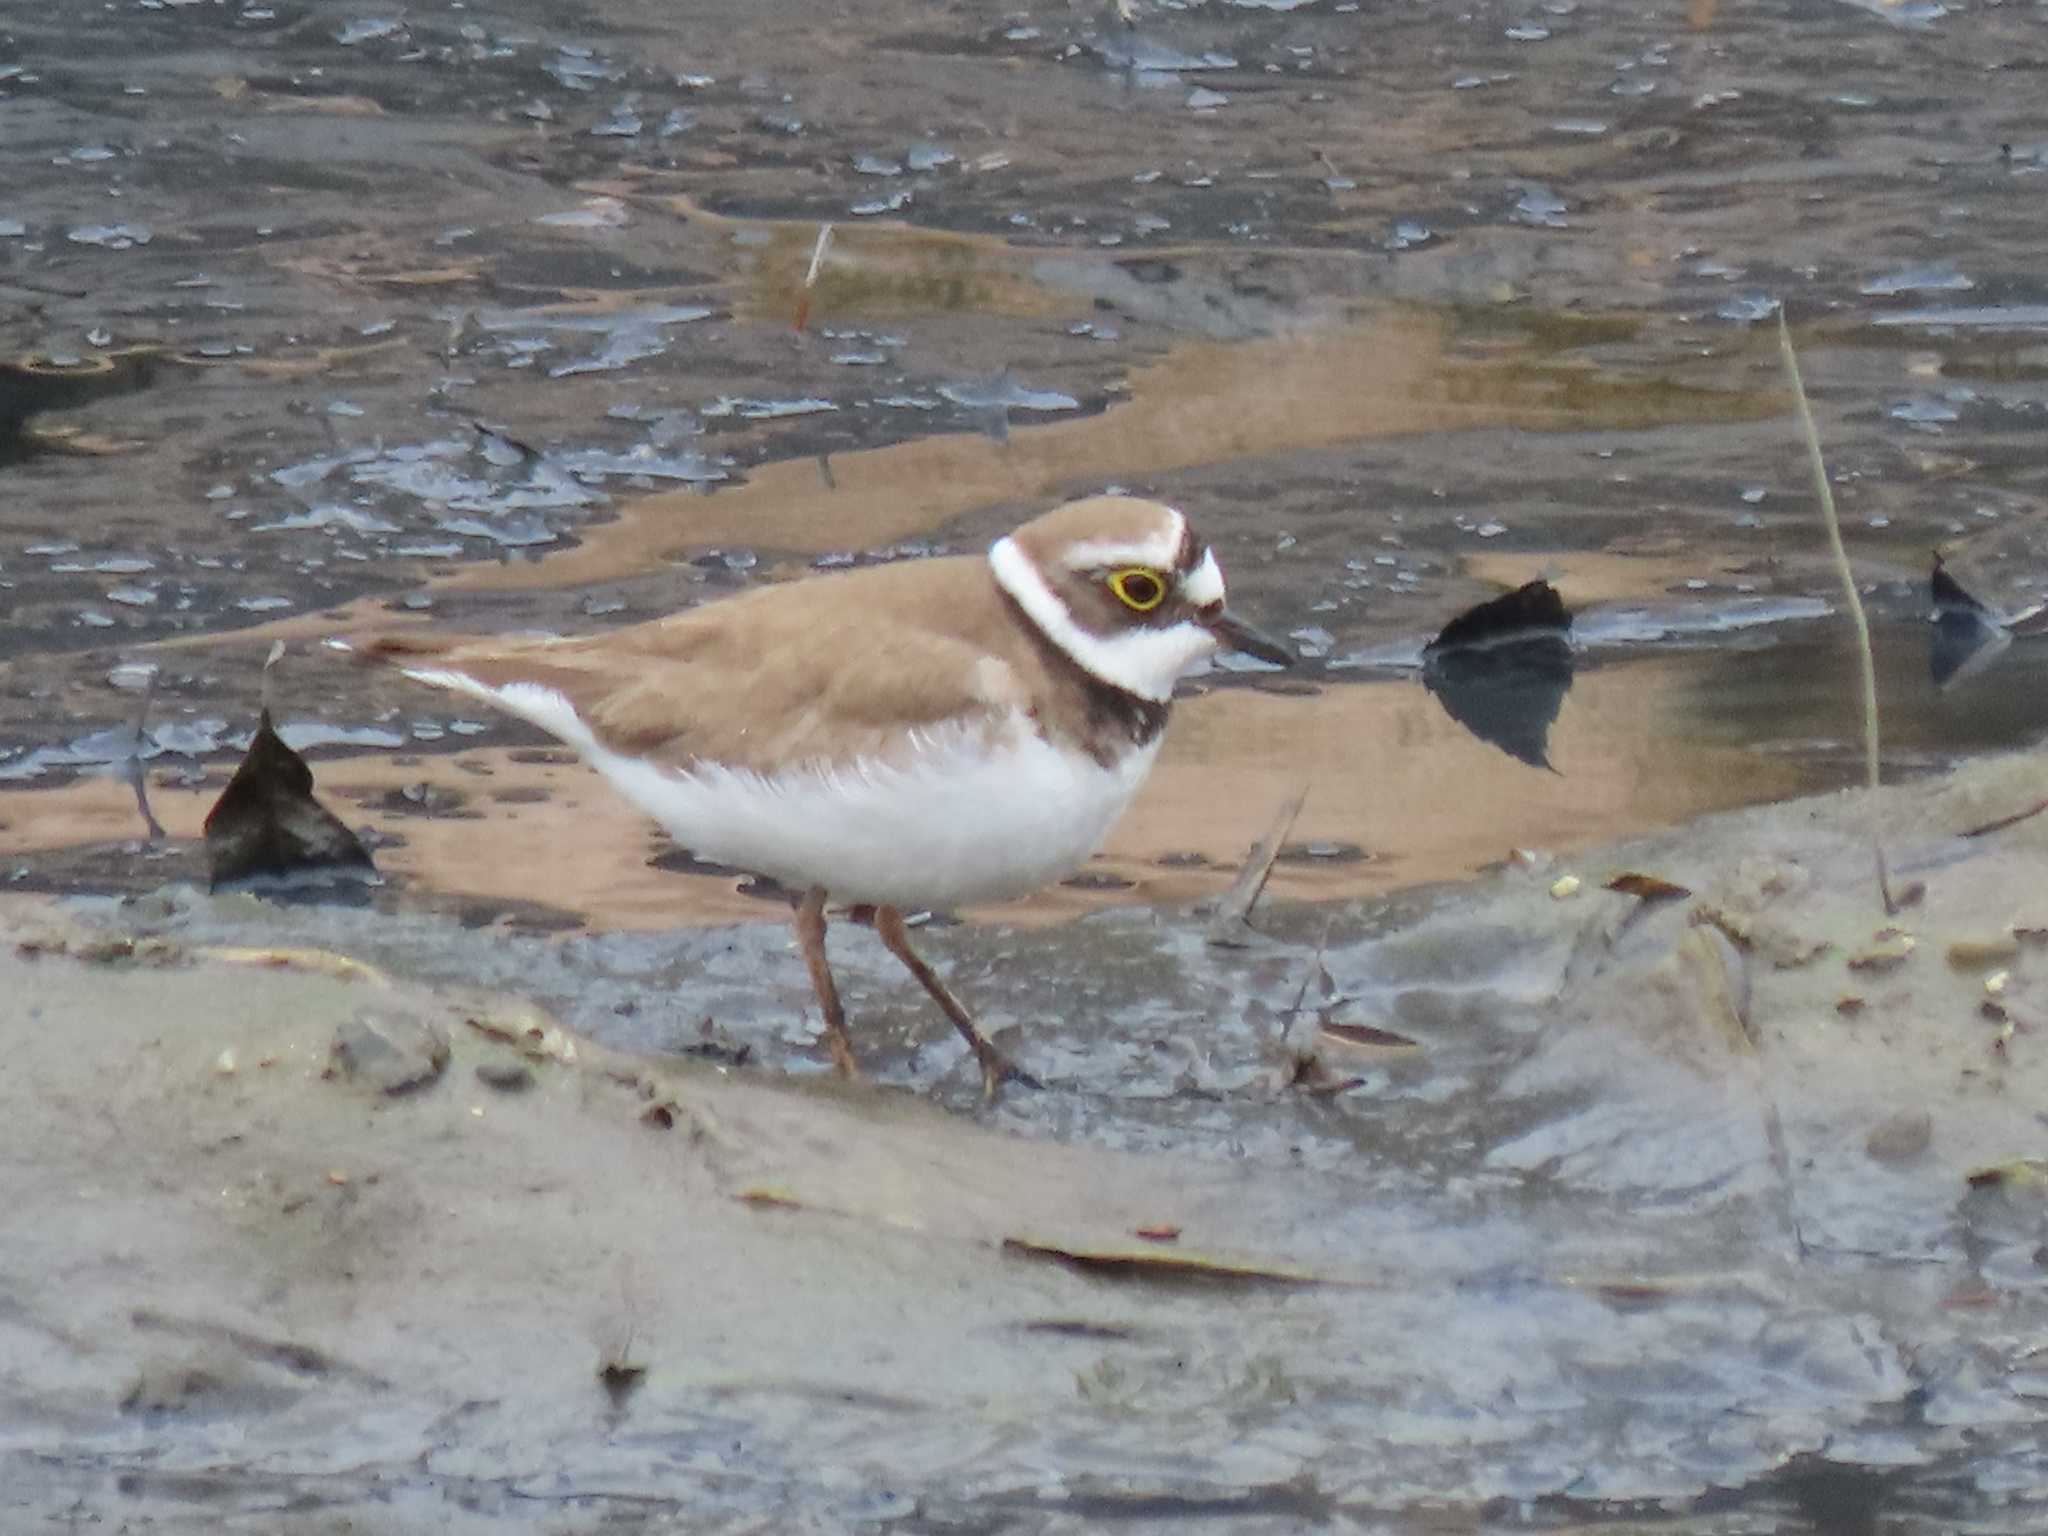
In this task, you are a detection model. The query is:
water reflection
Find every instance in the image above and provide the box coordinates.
[16,596,2048,927]
[1685,620,2048,768]
[0,349,165,464]
[1929,555,2012,691]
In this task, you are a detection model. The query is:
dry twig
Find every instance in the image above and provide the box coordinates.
[1777,308,1896,914]
[1206,784,1308,946]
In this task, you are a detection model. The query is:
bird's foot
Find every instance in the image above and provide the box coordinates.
[822,1028,867,1083]
[973,1042,1043,1102]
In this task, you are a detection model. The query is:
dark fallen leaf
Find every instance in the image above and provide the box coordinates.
[1427,579,1571,650]
[1001,1236,1327,1288]
[1316,1021,1420,1051]
[1604,872,1692,903]
[1016,1318,1142,1341]
[733,1185,802,1207]
[1584,1279,1677,1311]
[598,1359,647,1411]
[1422,582,1575,771]
[203,708,375,890]
[1932,552,1998,619]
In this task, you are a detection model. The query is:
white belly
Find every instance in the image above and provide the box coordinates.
[404,670,1158,908]
[589,718,1159,908]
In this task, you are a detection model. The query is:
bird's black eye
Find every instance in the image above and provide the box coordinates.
[1108,568,1167,612]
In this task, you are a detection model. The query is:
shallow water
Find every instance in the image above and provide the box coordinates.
[6,0,2048,1527]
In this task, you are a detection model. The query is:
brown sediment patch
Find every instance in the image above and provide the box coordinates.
[273,249,492,291]
[15,426,150,457]
[440,307,1782,594]
[1460,549,1767,610]
[560,183,1085,322]
[0,663,1814,932]
[722,204,1082,326]
[258,93,388,117]
[231,338,413,379]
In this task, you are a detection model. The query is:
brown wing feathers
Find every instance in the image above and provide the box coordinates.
[344,556,1042,775]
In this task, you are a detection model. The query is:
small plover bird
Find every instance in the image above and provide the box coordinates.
[356,495,1289,1095]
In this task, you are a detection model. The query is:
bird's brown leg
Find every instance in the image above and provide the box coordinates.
[794,886,863,1080]
[870,905,1040,1099]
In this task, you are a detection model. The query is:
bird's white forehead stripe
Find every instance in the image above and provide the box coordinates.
[1062,507,1187,573]
[1182,549,1225,608]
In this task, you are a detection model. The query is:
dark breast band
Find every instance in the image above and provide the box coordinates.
[998,588,1173,767]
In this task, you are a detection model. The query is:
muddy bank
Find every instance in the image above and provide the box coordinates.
[7,748,2048,1530]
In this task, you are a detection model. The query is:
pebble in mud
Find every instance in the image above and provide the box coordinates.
[327,1008,450,1096]
[1946,935,2021,971]
[475,1060,537,1094]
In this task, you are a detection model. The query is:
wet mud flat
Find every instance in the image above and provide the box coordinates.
[8,749,2048,1532]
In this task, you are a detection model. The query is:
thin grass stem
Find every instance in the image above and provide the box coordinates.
[1776,306,1895,914]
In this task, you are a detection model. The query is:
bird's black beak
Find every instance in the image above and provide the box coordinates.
[1207,609,1293,667]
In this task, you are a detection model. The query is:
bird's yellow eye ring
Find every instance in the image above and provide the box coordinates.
[1108,568,1167,612]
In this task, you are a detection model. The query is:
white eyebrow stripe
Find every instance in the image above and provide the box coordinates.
[1061,507,1187,574]
[1181,548,1225,608]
